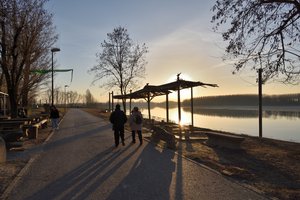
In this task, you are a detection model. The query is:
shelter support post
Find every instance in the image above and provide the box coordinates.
[177,86,181,124]
[191,87,194,127]
[147,92,151,120]
[258,68,263,138]
[129,90,132,114]
[166,93,169,123]
[112,91,114,111]
[108,92,111,112]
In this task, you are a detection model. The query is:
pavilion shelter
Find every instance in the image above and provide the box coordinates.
[112,74,218,127]
[152,76,218,126]
[113,84,171,119]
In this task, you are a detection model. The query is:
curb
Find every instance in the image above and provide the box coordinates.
[1,155,39,199]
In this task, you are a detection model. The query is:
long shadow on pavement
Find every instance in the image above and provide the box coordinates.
[24,144,136,200]
[106,143,177,200]
[8,123,112,161]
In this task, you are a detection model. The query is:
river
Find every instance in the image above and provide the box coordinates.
[140,106,300,143]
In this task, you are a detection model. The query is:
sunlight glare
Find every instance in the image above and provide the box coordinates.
[166,73,194,101]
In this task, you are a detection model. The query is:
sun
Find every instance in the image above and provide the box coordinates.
[166,73,195,101]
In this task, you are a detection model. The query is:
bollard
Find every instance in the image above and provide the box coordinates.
[0,137,6,163]
[28,125,38,139]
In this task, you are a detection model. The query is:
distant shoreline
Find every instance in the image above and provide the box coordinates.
[188,105,300,112]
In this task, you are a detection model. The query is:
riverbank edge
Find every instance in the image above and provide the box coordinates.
[85,108,299,200]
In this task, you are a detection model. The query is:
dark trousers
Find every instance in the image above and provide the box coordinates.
[114,129,124,146]
[131,130,142,144]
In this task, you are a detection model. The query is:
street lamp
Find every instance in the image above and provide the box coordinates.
[51,47,61,106]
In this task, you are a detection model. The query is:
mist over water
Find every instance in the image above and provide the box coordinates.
[140,106,300,143]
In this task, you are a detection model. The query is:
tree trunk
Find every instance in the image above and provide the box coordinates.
[8,87,18,118]
[21,90,29,108]
[21,63,30,107]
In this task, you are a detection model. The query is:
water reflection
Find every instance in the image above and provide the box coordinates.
[140,106,300,142]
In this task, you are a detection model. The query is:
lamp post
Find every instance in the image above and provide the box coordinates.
[51,47,61,106]
[64,85,69,112]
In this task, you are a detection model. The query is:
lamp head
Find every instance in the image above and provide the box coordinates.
[51,47,60,52]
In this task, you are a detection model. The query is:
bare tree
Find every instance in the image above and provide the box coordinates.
[68,91,82,105]
[0,0,57,117]
[85,89,95,107]
[211,0,300,83]
[89,26,148,112]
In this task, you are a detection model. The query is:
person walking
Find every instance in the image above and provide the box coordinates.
[109,104,127,147]
[129,106,143,145]
[50,105,60,130]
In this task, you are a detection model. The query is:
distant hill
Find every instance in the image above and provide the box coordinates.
[182,94,300,107]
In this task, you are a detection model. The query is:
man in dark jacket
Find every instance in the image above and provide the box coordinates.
[50,105,60,130]
[109,104,127,147]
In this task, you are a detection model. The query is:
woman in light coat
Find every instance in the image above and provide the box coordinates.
[129,107,143,145]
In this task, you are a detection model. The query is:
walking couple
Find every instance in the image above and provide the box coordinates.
[109,104,143,148]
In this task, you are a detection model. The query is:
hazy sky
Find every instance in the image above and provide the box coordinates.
[46,0,299,102]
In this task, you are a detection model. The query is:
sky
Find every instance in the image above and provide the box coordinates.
[45,0,299,102]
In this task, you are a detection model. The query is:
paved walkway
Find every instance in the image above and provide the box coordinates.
[5,109,267,200]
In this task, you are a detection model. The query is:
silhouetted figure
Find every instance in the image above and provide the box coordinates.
[129,106,143,145]
[109,104,127,147]
[50,105,60,130]
[177,72,181,80]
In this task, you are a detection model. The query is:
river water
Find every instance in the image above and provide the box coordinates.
[140,106,300,143]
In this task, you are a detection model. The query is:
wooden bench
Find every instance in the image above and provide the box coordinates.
[0,129,24,149]
[151,125,176,149]
[0,120,27,129]
[205,132,245,149]
[22,119,48,139]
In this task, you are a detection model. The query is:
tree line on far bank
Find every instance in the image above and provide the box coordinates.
[125,93,300,109]
[181,93,300,107]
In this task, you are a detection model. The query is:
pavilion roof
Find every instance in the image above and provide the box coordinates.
[156,79,218,91]
[113,78,218,100]
[113,84,170,100]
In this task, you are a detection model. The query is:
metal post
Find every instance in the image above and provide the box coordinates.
[111,91,114,110]
[51,48,60,106]
[166,93,169,123]
[147,92,151,120]
[191,87,194,127]
[258,68,263,138]
[51,51,54,106]
[177,86,181,124]
[108,92,111,112]
[129,90,132,114]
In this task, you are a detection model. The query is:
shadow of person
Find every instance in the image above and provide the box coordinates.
[24,144,133,200]
[106,143,176,200]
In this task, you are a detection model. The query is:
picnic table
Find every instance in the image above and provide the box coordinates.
[0,114,49,146]
[0,120,28,130]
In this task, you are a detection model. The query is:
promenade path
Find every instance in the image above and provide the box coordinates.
[5,109,267,200]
